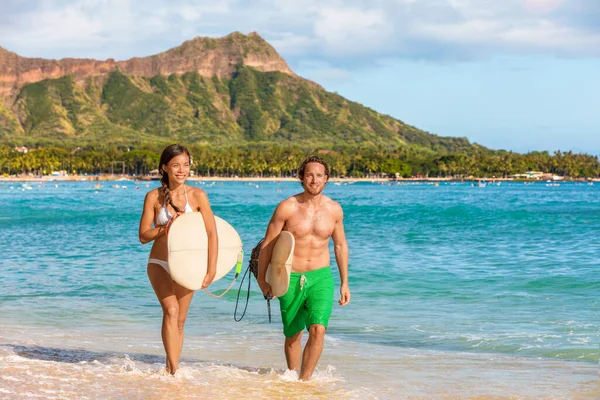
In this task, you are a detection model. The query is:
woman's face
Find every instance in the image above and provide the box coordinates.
[163,153,190,185]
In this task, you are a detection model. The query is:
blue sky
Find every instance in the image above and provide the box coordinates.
[1,0,598,154]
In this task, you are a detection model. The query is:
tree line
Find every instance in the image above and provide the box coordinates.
[1,144,598,179]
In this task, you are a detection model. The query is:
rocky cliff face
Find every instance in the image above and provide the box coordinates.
[0,32,294,97]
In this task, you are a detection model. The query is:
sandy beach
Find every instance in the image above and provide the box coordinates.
[3,172,597,184]
[1,173,386,182]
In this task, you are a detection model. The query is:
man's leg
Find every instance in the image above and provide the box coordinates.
[300,267,334,380]
[284,330,303,371]
[278,273,305,372]
[299,324,326,380]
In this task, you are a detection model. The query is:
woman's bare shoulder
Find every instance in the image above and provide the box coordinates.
[186,185,210,210]
[186,185,207,198]
[144,188,161,202]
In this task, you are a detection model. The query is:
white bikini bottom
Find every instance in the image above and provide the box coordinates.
[148,258,170,275]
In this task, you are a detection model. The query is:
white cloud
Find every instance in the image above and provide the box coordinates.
[0,0,599,62]
[178,1,230,21]
[296,60,353,83]
[268,32,316,56]
[313,7,393,55]
[498,20,600,53]
[178,6,202,22]
[413,16,600,57]
[0,0,172,58]
[520,0,565,14]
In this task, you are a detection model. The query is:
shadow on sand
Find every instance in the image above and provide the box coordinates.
[1,343,281,375]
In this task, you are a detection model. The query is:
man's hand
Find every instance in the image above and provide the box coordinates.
[339,283,350,306]
[258,279,275,300]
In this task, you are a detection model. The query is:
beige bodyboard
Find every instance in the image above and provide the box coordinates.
[168,212,242,290]
[266,231,295,297]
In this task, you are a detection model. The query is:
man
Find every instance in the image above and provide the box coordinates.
[257,155,350,380]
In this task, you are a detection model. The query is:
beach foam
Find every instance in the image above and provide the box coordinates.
[1,329,597,399]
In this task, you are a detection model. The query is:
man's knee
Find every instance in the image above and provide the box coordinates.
[308,324,326,338]
[285,331,303,346]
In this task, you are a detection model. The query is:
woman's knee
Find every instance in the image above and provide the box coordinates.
[177,316,187,332]
[163,305,179,321]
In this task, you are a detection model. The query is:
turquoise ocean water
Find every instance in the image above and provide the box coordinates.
[0,179,598,399]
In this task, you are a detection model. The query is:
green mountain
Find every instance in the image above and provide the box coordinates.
[0,32,475,153]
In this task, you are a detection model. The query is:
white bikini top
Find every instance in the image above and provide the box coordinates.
[156,185,193,226]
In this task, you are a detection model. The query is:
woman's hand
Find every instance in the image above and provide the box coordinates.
[164,212,183,236]
[201,269,216,289]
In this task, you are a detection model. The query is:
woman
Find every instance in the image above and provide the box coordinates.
[139,144,218,375]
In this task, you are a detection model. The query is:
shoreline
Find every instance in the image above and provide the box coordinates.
[1,323,597,399]
[2,174,599,183]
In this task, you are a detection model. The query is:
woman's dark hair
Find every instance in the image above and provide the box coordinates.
[159,144,191,213]
[297,155,330,183]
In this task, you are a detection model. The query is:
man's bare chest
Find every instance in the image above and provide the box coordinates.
[286,209,334,239]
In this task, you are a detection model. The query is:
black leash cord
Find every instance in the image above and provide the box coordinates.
[233,266,273,323]
[233,265,252,322]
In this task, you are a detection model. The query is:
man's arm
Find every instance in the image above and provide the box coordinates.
[331,203,350,306]
[257,200,291,298]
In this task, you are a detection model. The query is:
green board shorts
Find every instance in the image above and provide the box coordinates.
[278,266,334,338]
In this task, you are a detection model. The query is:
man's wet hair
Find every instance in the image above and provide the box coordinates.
[297,155,330,182]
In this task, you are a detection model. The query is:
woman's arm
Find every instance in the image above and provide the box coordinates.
[195,189,218,289]
[139,191,165,244]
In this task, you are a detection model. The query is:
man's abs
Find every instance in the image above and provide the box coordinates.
[289,235,331,273]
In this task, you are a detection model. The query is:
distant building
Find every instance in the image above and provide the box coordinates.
[514,171,544,179]
[534,173,563,181]
[14,146,28,154]
[526,171,544,179]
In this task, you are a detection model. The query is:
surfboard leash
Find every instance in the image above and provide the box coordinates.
[233,266,273,322]
[233,259,253,322]
[234,239,272,323]
[204,251,244,299]
[266,295,272,323]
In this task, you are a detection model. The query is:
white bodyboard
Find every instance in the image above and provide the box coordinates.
[168,213,242,290]
[266,231,295,297]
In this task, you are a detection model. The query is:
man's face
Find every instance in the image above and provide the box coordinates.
[302,162,327,195]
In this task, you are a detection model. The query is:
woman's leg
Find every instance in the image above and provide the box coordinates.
[173,281,194,367]
[147,263,180,374]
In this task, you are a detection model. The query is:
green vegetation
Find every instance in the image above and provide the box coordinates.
[0,66,598,178]
[2,66,474,151]
[1,144,597,179]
